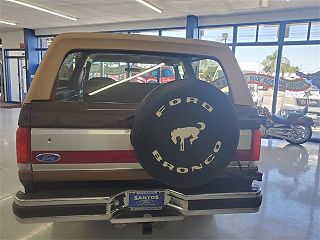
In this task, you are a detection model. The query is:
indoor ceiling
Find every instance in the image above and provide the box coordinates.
[0,0,319,32]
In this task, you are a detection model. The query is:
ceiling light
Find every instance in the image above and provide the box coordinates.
[136,0,162,13]
[0,20,17,26]
[6,0,77,21]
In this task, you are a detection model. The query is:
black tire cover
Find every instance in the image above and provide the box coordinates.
[131,80,240,188]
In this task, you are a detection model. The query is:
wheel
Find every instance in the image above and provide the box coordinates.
[286,125,312,145]
[130,79,240,188]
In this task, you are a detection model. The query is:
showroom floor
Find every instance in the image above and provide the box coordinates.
[0,107,319,240]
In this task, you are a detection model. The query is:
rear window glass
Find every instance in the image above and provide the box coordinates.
[55,51,229,103]
[192,59,229,95]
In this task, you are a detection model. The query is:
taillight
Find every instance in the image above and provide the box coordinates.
[251,129,261,161]
[16,127,31,164]
[236,129,261,161]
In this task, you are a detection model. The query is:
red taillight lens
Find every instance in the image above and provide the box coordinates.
[16,127,31,164]
[251,129,261,161]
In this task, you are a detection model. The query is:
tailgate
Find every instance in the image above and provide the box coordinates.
[20,102,260,182]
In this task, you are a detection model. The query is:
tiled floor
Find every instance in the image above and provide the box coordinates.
[0,108,319,239]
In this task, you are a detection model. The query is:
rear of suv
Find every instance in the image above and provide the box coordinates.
[13,33,262,226]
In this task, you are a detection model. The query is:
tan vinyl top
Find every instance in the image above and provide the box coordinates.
[25,32,253,106]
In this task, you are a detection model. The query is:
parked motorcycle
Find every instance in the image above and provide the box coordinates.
[257,106,314,145]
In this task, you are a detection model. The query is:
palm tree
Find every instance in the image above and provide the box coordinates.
[261,51,300,77]
[261,51,278,74]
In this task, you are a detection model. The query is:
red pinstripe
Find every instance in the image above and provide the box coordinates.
[32,149,255,164]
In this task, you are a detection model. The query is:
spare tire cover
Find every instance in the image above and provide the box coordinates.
[131,80,240,188]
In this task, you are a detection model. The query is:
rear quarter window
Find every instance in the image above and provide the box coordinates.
[192,59,229,95]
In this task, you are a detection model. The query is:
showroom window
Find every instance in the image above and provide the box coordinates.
[232,20,319,139]
[277,45,320,136]
[235,46,279,110]
[37,36,55,61]
[131,30,160,36]
[199,27,233,43]
[285,22,309,42]
[161,29,186,38]
[237,25,257,43]
[257,24,279,42]
[38,36,54,48]
[310,21,320,40]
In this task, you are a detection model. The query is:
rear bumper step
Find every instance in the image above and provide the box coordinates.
[13,185,262,223]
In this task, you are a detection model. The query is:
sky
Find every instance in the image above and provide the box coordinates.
[235,45,320,74]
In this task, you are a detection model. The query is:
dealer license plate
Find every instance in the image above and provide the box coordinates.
[128,191,165,210]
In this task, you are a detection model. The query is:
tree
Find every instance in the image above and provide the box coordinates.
[202,65,218,81]
[281,64,300,77]
[261,51,278,74]
[261,51,300,77]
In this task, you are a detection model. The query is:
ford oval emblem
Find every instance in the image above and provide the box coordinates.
[36,153,61,162]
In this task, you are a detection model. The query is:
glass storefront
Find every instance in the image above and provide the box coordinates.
[235,46,279,110]
[131,30,160,36]
[285,22,309,41]
[199,26,233,43]
[161,29,186,38]
[200,20,319,139]
[257,24,279,42]
[37,36,54,62]
[279,45,320,138]
[237,25,257,43]
[310,22,320,40]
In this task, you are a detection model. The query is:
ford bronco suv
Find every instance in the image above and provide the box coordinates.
[13,33,262,231]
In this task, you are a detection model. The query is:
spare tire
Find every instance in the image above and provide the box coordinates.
[131,80,240,188]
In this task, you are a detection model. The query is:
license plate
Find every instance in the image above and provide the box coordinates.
[128,191,164,210]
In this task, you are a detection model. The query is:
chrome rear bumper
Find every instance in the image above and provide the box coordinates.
[13,185,262,224]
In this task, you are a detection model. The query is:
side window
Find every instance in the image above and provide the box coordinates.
[192,59,229,95]
[56,52,82,101]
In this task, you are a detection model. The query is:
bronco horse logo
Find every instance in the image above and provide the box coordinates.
[171,122,206,151]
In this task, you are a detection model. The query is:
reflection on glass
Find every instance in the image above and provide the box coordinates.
[199,27,233,43]
[258,24,279,42]
[285,23,309,42]
[237,25,257,43]
[161,29,186,38]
